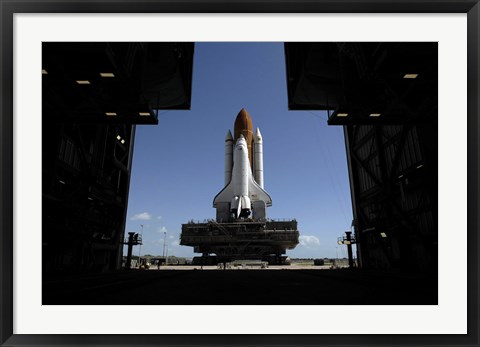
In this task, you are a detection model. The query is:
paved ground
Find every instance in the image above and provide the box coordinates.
[144,264,335,270]
[43,266,437,305]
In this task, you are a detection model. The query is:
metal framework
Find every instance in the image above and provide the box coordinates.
[345,123,437,270]
[42,43,194,275]
[43,122,136,273]
[285,42,438,271]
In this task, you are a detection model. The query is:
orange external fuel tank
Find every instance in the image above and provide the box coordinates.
[234,108,253,169]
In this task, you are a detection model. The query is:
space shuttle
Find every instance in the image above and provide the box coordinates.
[213,108,272,222]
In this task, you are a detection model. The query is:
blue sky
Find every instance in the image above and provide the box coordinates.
[124,42,353,259]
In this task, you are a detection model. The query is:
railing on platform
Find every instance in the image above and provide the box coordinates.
[184,218,297,224]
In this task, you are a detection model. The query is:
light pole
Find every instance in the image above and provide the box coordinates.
[165,244,168,265]
[335,246,338,267]
[162,231,167,259]
[138,224,144,267]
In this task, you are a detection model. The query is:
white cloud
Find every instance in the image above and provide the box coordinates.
[171,240,180,247]
[157,226,167,233]
[130,212,152,221]
[299,235,320,248]
[157,216,162,220]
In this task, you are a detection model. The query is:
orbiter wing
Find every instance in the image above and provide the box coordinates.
[248,177,272,206]
[213,172,272,207]
[212,180,234,207]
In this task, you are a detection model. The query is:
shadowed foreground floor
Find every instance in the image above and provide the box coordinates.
[43,268,437,305]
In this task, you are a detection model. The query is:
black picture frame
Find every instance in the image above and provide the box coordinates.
[1,1,478,346]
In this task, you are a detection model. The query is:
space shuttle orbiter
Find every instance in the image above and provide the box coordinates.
[213,109,272,222]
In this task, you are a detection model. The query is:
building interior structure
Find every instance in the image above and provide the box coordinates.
[42,42,194,275]
[285,42,437,272]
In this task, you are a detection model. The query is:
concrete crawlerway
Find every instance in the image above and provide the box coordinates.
[43,267,437,305]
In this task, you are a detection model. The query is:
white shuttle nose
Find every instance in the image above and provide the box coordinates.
[235,136,247,150]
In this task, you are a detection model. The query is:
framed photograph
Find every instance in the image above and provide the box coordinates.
[1,1,478,346]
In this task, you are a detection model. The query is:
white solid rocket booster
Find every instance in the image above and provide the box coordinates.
[253,128,264,189]
[224,130,233,186]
